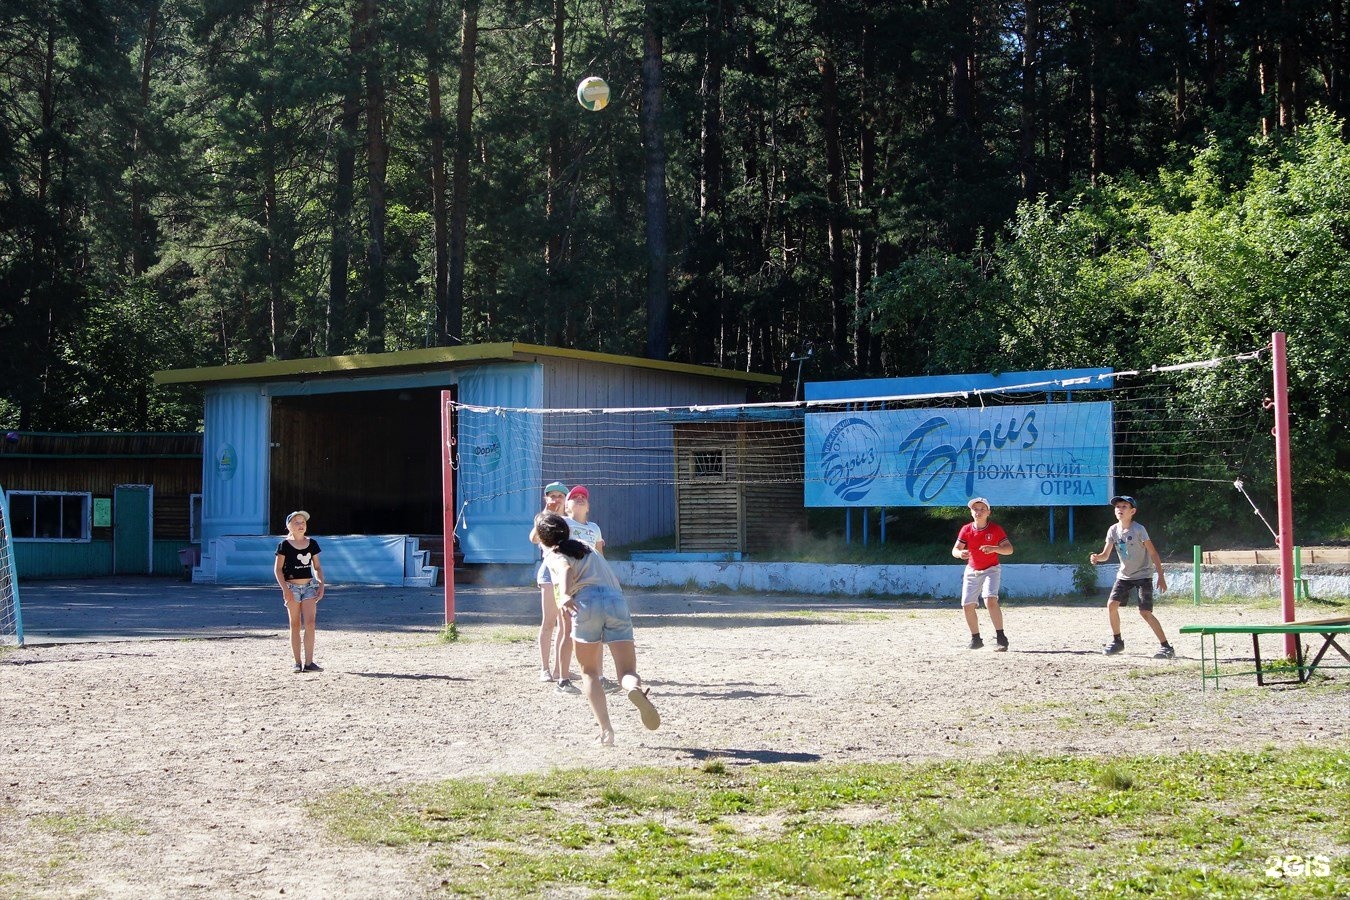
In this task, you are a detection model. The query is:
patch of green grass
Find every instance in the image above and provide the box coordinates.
[312,747,1350,898]
[477,627,534,644]
[779,609,892,623]
[437,622,459,643]
[33,813,143,837]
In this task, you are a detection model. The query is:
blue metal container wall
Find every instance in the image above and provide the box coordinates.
[456,363,544,563]
[15,540,186,578]
[201,386,272,544]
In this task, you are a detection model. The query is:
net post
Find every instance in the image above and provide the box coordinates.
[441,390,456,626]
[1271,332,1296,657]
[1192,544,1202,605]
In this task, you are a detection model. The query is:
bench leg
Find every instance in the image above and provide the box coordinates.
[1303,634,1350,681]
[1253,633,1265,687]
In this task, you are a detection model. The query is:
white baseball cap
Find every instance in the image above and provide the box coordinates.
[967,497,991,511]
[286,510,310,524]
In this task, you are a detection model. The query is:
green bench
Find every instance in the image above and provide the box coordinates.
[1179,616,1350,691]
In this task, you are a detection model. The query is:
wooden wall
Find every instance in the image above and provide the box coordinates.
[269,388,442,536]
[674,422,804,554]
[0,440,202,542]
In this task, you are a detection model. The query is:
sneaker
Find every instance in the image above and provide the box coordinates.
[539,669,554,682]
[292,663,303,674]
[627,687,661,730]
[303,662,322,672]
[555,679,579,694]
[1153,644,1175,659]
[994,636,1009,652]
[969,635,984,650]
[1102,639,1125,656]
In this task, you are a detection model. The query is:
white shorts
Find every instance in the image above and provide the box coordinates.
[961,566,1001,607]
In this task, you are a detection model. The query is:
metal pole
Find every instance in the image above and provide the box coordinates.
[1293,545,1305,601]
[441,390,457,625]
[1193,544,1202,605]
[1271,333,1296,656]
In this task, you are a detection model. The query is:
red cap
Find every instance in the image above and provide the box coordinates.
[566,485,589,502]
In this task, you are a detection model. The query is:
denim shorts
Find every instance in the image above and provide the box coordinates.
[961,565,1001,607]
[285,582,321,604]
[570,585,634,644]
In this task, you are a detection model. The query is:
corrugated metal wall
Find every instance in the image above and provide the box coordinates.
[538,358,752,549]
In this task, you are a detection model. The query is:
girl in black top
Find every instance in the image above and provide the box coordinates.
[274,511,325,673]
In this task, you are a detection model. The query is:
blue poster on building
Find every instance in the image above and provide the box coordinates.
[804,402,1113,507]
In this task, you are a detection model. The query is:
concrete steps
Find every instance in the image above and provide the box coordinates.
[195,535,438,587]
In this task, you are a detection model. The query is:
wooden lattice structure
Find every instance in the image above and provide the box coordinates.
[673,420,804,554]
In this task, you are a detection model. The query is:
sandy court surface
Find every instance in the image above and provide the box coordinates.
[2,582,1347,898]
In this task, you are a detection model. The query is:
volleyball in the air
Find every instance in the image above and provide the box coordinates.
[577,76,610,112]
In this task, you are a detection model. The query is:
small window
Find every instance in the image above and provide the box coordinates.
[6,491,91,542]
[692,449,725,481]
[189,493,203,544]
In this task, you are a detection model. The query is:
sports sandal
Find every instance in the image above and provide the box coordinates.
[627,687,661,731]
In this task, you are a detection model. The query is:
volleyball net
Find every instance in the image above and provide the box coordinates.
[446,348,1270,524]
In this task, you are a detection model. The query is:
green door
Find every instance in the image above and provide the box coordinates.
[114,485,153,575]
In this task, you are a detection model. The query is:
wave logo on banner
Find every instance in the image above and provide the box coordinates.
[820,417,882,502]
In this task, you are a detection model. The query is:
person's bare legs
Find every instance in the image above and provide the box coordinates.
[285,599,303,665]
[301,597,318,665]
[1108,599,1122,636]
[538,586,558,677]
[1139,608,1167,644]
[985,596,1004,631]
[963,603,980,634]
[554,611,574,681]
[609,640,659,730]
[573,640,612,745]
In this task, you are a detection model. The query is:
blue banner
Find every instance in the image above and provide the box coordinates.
[804,402,1113,507]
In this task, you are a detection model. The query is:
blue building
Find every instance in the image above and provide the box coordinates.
[154,343,776,583]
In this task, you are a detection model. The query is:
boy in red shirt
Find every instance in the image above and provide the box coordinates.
[951,497,1014,650]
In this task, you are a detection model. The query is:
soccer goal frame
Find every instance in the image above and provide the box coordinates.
[0,482,25,647]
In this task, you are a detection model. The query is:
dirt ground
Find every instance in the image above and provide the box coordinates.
[2,585,1347,898]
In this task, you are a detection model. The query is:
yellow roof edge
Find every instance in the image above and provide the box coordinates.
[509,343,780,384]
[153,342,779,386]
[152,343,518,385]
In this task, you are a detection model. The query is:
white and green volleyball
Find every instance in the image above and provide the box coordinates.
[576,76,610,112]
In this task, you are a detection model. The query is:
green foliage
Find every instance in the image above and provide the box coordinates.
[1073,560,1099,596]
[314,748,1350,897]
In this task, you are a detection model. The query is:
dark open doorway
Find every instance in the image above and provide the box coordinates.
[270,388,443,535]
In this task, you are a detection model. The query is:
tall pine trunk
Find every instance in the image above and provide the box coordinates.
[327,7,361,354]
[363,0,387,353]
[129,2,160,276]
[816,41,848,355]
[546,0,568,346]
[261,0,286,358]
[641,7,670,361]
[428,0,452,344]
[692,0,726,363]
[447,0,480,344]
[855,18,876,372]
[1019,0,1038,198]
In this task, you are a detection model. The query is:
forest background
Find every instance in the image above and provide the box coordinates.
[2,0,1349,544]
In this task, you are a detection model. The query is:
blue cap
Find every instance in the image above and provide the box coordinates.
[544,481,568,496]
[1110,495,1136,508]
